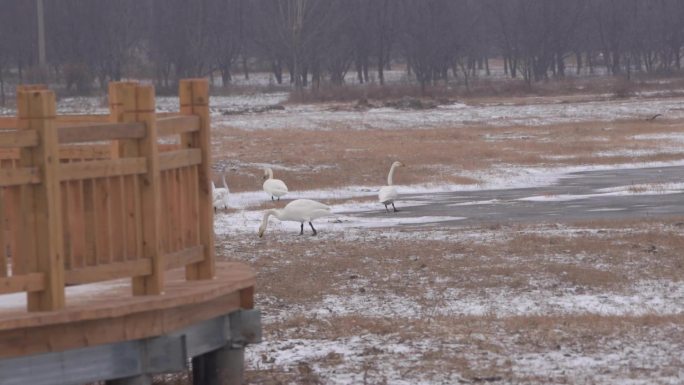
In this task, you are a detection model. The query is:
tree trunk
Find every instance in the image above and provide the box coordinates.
[356,60,363,83]
[272,59,283,84]
[557,53,565,77]
[242,56,249,79]
[0,69,5,106]
[221,66,232,87]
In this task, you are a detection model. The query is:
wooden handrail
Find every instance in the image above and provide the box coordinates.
[58,122,146,144]
[159,149,202,171]
[60,157,147,181]
[0,167,40,187]
[1,80,214,312]
[65,259,152,285]
[0,130,38,148]
[157,115,200,136]
[0,273,46,295]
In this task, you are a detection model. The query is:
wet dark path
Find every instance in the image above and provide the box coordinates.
[359,165,684,226]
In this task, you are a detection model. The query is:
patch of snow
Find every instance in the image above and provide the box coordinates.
[298,280,684,319]
[218,96,684,131]
[631,133,684,142]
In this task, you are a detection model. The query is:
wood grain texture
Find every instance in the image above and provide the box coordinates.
[179,79,215,281]
[0,262,255,358]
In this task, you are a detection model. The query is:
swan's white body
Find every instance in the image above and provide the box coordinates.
[378,161,405,212]
[258,199,331,237]
[262,168,288,200]
[378,185,398,205]
[212,174,230,211]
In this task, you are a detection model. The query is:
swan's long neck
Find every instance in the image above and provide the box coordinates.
[261,209,281,228]
[221,174,228,189]
[266,168,274,180]
[387,164,399,186]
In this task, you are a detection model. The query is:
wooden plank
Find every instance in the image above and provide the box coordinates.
[173,169,183,250]
[17,89,66,311]
[133,176,143,261]
[83,180,97,268]
[157,115,200,137]
[55,114,109,124]
[61,180,72,269]
[0,262,254,330]
[126,85,164,296]
[123,175,139,261]
[4,186,19,275]
[65,259,152,285]
[191,166,200,245]
[58,122,146,144]
[0,148,19,161]
[109,83,142,264]
[179,168,189,248]
[160,171,170,254]
[60,157,147,182]
[0,273,46,294]
[0,291,243,359]
[0,187,6,278]
[69,179,86,269]
[164,246,204,270]
[0,130,38,148]
[111,176,125,263]
[0,118,17,130]
[0,167,40,187]
[179,79,215,281]
[158,149,202,171]
[59,145,113,161]
[95,178,112,265]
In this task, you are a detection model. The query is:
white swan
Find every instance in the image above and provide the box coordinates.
[258,199,331,237]
[378,161,405,213]
[262,167,288,201]
[212,173,230,212]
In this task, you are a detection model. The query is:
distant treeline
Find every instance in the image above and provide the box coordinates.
[1,0,683,94]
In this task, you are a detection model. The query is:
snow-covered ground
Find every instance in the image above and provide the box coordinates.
[3,85,684,384]
[218,96,684,131]
[213,157,684,384]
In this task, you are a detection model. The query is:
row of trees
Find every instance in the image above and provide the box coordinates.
[1,0,684,96]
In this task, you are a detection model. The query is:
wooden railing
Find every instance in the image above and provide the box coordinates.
[0,79,215,311]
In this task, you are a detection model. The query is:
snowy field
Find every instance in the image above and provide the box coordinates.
[227,201,684,384]
[3,80,684,384]
[219,95,684,131]
[213,86,684,383]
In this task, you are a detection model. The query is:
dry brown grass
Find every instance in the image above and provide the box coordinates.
[212,118,684,193]
[205,91,684,383]
[209,216,684,384]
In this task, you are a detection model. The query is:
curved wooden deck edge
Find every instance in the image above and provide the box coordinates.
[0,262,255,359]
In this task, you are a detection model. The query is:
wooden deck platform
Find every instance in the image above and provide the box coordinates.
[0,262,255,360]
[0,81,260,384]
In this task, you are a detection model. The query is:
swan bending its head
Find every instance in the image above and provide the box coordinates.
[212,173,230,212]
[378,161,405,213]
[262,167,289,201]
[258,199,331,237]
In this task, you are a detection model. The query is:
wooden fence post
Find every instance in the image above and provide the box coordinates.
[122,85,164,295]
[108,81,139,159]
[179,79,215,281]
[16,88,65,311]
